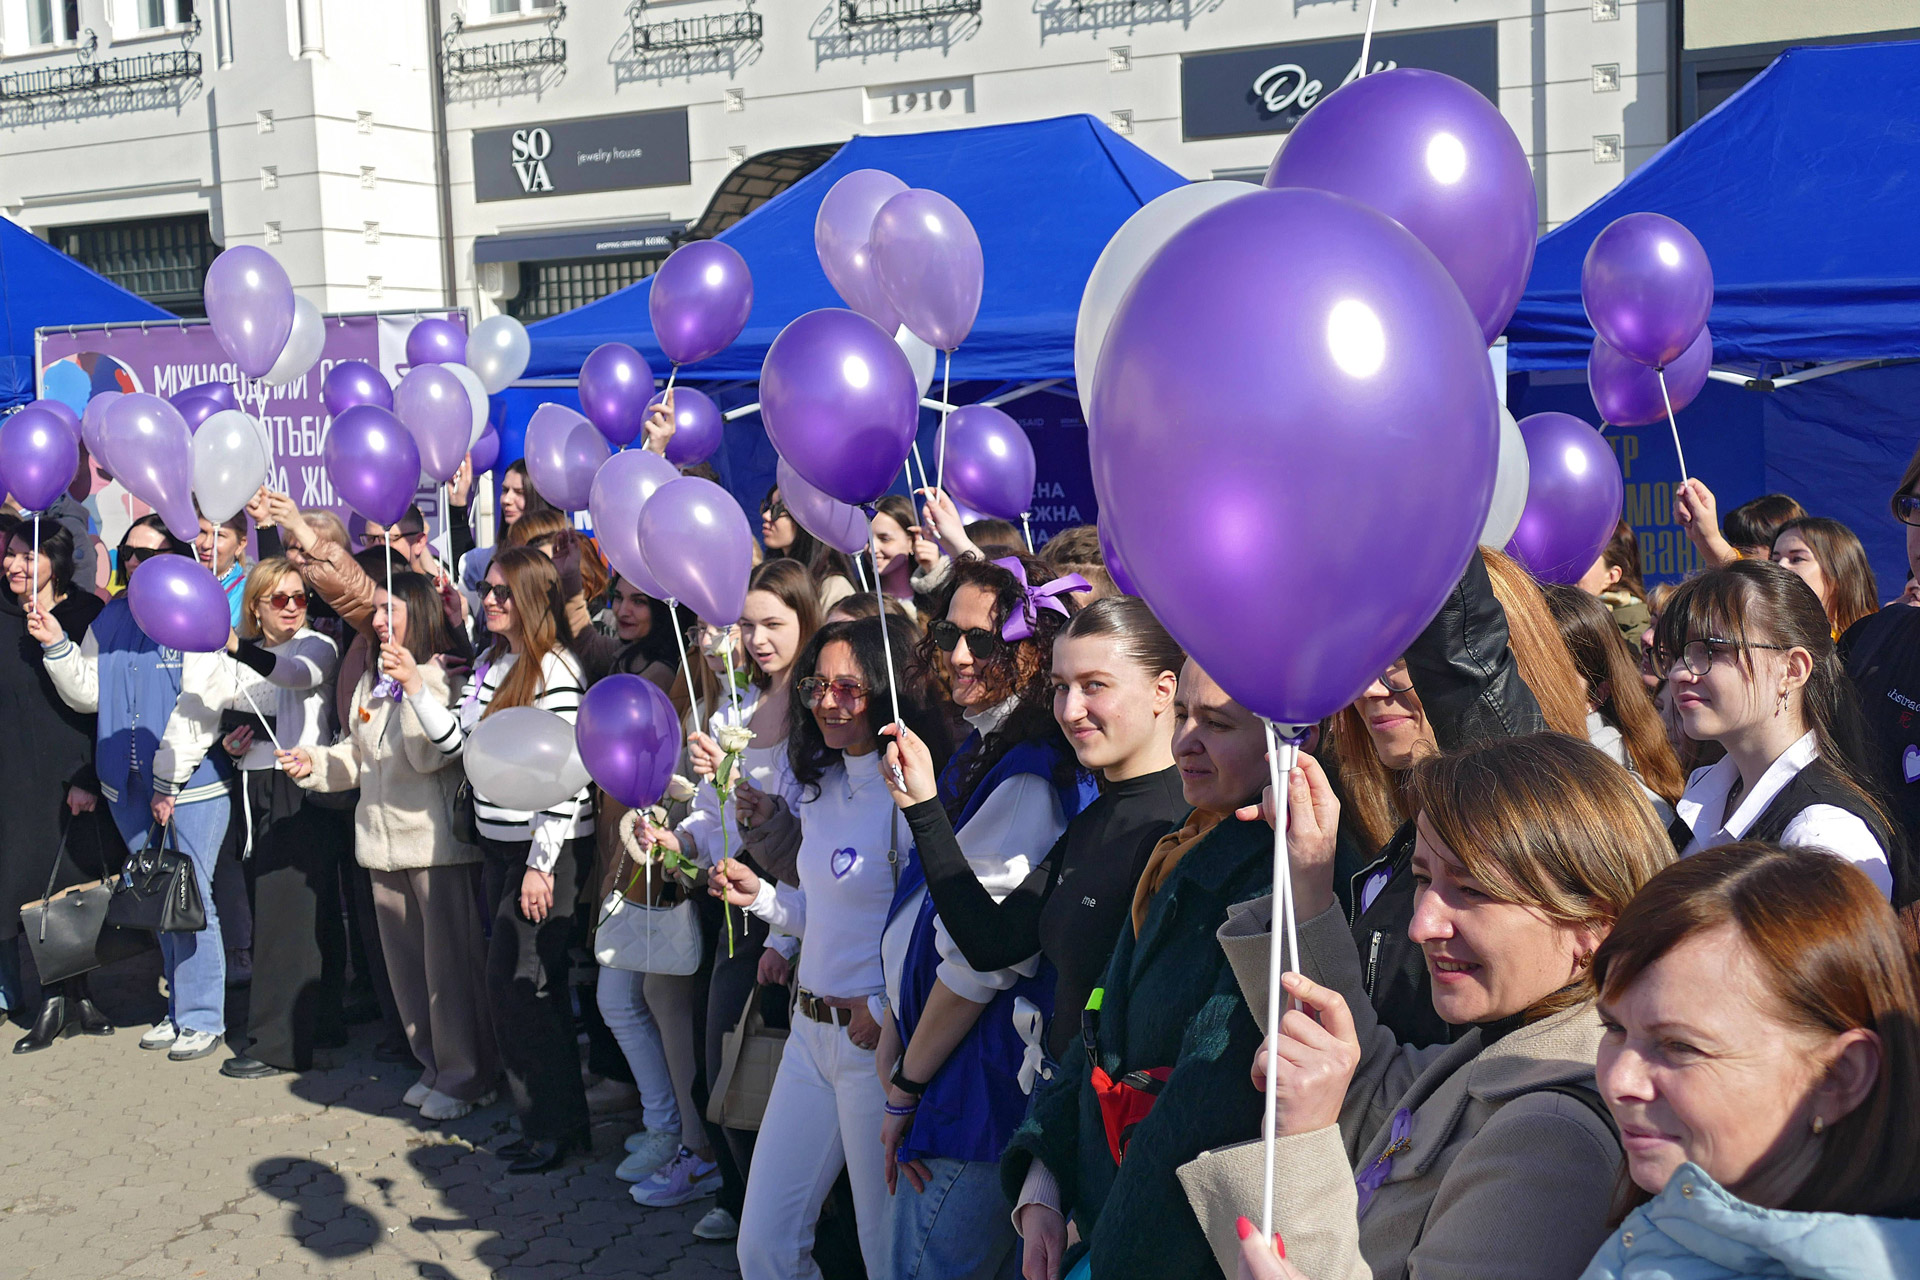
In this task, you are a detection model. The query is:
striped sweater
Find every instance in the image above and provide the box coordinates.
[407,646,593,871]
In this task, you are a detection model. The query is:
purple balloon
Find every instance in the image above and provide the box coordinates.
[323,361,394,417]
[81,391,123,477]
[172,392,224,433]
[649,241,754,368]
[1090,187,1499,725]
[1504,412,1625,585]
[470,423,501,476]
[651,387,724,467]
[30,398,80,442]
[0,404,80,512]
[1582,212,1714,369]
[815,168,908,332]
[102,393,199,542]
[203,246,296,378]
[524,403,611,512]
[405,318,467,367]
[1266,68,1537,345]
[577,674,681,810]
[127,556,233,653]
[939,405,1035,522]
[760,309,919,506]
[870,189,983,352]
[323,404,421,527]
[180,382,239,414]
[589,447,679,599]
[394,364,473,483]
[776,457,870,556]
[1588,327,1712,428]
[578,342,657,448]
[638,477,754,627]
[1097,522,1140,597]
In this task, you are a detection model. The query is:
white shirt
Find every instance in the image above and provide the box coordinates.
[1676,730,1892,898]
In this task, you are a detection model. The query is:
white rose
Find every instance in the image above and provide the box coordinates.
[716,724,754,754]
[665,774,698,804]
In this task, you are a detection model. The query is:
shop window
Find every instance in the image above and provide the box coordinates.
[47,213,218,317]
[506,253,660,322]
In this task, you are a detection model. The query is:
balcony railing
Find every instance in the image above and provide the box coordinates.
[840,0,981,26]
[443,35,566,79]
[0,49,200,103]
[632,7,762,54]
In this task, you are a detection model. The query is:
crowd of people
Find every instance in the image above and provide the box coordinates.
[5,403,1920,1280]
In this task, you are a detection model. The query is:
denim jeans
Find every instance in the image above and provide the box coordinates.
[109,789,230,1036]
[889,1155,1021,1280]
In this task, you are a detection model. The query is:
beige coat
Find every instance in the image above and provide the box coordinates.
[1177,899,1620,1280]
[296,662,479,872]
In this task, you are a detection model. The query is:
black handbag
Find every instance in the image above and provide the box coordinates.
[19,819,153,983]
[450,779,479,846]
[106,823,208,934]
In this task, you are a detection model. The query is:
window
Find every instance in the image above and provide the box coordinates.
[139,0,193,28]
[506,254,660,322]
[487,0,558,15]
[48,213,218,317]
[28,0,80,45]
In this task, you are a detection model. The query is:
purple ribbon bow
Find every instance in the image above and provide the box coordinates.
[993,557,1090,642]
[1354,1107,1414,1219]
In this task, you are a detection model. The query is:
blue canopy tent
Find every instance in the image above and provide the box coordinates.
[1505,39,1920,590]
[501,113,1188,532]
[2,216,169,410]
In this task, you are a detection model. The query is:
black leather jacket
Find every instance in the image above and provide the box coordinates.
[1346,552,1545,1048]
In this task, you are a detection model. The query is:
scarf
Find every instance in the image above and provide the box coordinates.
[1129,808,1226,936]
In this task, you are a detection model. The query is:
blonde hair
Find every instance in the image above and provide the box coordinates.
[301,509,349,551]
[239,558,302,641]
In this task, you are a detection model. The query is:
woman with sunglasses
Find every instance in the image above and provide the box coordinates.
[871,554,1098,1280]
[762,486,858,612]
[1658,559,1902,901]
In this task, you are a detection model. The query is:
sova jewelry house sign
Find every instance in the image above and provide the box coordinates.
[472,107,692,201]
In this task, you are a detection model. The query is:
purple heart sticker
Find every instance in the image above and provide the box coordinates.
[830,847,859,879]
[1904,744,1920,785]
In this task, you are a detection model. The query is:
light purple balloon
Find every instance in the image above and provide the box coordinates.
[1089,187,1499,725]
[589,447,679,599]
[815,168,908,331]
[128,555,233,653]
[203,246,296,379]
[938,405,1035,522]
[405,318,467,367]
[470,423,501,476]
[323,361,393,417]
[651,387,724,467]
[323,404,421,527]
[776,457,870,556]
[181,382,239,414]
[172,392,224,433]
[1266,68,1538,345]
[30,398,80,442]
[638,476,754,627]
[81,391,123,478]
[1504,412,1625,585]
[1097,523,1140,597]
[577,674,681,810]
[649,241,754,368]
[524,403,610,512]
[102,393,199,542]
[870,189,984,353]
[759,308,919,506]
[578,343,657,448]
[394,364,474,483]
[1582,212,1714,369]
[1588,327,1712,428]
[0,403,80,512]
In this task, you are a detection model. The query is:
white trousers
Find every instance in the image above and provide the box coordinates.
[737,1010,891,1280]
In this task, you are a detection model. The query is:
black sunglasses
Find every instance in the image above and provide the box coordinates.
[929,619,1002,658]
[761,500,789,522]
[479,583,514,604]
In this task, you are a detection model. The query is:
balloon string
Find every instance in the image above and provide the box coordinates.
[1260,719,1302,1243]
[852,551,870,594]
[866,506,905,737]
[231,655,287,756]
[384,546,394,666]
[1020,513,1034,554]
[665,366,678,395]
[1360,0,1380,76]
[722,629,742,725]
[30,513,39,613]
[668,598,703,740]
[1657,367,1691,486]
[909,439,933,530]
[936,350,952,493]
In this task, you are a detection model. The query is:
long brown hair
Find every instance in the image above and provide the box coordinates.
[1331,547,1594,854]
[743,558,823,690]
[1773,515,1878,635]
[1599,519,1646,600]
[482,546,577,716]
[1595,842,1920,1217]
[1545,583,1685,804]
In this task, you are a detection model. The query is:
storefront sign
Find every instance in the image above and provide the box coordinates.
[472,109,691,202]
[1182,24,1499,140]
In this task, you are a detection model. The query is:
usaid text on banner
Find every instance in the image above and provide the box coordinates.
[472,108,692,202]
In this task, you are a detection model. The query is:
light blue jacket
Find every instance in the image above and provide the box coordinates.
[1580,1162,1920,1280]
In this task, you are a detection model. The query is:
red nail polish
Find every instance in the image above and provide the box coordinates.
[1275,1233,1286,1259]
[1235,1217,1254,1241]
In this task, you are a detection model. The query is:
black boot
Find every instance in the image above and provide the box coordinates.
[12,997,69,1053]
[74,999,113,1036]
[503,1127,589,1175]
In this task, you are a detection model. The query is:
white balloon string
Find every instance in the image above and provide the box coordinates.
[231,654,287,757]
[936,350,952,492]
[668,598,703,740]
[438,482,449,571]
[1657,367,1691,486]
[1020,513,1034,554]
[722,629,742,724]
[1260,719,1302,1242]
[853,551,870,593]
[384,546,394,665]
[1360,0,1380,76]
[665,366,678,395]
[866,506,905,737]
[30,513,39,613]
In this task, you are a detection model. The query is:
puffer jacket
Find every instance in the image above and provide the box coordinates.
[1580,1162,1920,1280]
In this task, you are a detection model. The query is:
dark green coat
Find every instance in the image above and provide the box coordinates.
[1001,812,1273,1280]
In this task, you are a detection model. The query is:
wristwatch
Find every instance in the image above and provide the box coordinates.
[889,1061,929,1098]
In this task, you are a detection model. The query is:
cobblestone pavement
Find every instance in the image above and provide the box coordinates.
[0,952,742,1280]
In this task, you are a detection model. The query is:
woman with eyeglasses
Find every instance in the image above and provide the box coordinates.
[1658,558,1903,902]
[871,554,1098,1280]
[762,486,859,612]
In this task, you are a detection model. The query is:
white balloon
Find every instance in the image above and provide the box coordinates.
[1482,405,1530,548]
[464,706,591,811]
[1075,181,1261,420]
[191,409,271,524]
[444,361,492,448]
[467,314,532,395]
[261,296,325,388]
[896,324,937,398]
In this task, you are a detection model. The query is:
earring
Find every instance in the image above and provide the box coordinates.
[1575,952,1593,972]
[1777,687,1789,716]
[1811,1114,1825,1136]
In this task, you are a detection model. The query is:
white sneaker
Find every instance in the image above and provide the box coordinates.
[692,1207,738,1241]
[403,1077,433,1108]
[420,1088,494,1122]
[168,1029,221,1061]
[615,1129,680,1182]
[138,1020,178,1051]
[629,1147,722,1208]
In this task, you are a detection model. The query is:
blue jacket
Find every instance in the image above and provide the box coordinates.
[1580,1162,1920,1280]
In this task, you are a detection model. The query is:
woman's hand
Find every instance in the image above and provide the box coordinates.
[438,575,468,629]
[756,947,791,987]
[1235,752,1341,920]
[150,794,175,828]
[1235,1219,1302,1280]
[25,605,63,648]
[915,487,979,560]
[266,492,311,550]
[65,786,97,816]
[449,455,474,507]
[1249,971,1363,1138]
[835,998,881,1051]
[222,725,254,759]
[882,1091,932,1195]
[1673,479,1738,567]
[520,867,555,923]
[1018,1201,1069,1280]
[638,812,683,859]
[246,487,276,529]
[880,723,939,809]
[687,730,724,780]
[381,640,425,697]
[908,523,943,576]
[277,747,313,779]
[642,392,676,457]
[709,857,761,907]
[734,778,777,831]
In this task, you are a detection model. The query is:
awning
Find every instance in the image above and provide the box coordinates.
[472,222,684,264]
